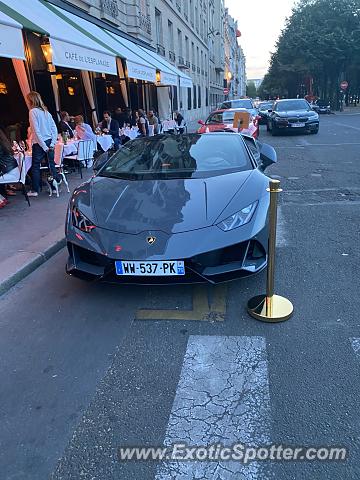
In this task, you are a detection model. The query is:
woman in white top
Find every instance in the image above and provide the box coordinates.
[26,91,61,197]
[74,115,96,148]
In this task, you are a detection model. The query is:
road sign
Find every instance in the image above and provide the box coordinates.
[223,87,229,95]
[340,81,348,90]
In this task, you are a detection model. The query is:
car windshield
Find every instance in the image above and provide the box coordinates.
[206,111,236,124]
[259,103,273,110]
[99,134,252,180]
[275,100,310,112]
[220,99,253,109]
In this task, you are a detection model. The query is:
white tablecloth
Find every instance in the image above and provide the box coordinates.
[162,120,176,131]
[121,128,139,140]
[62,141,78,156]
[96,135,113,151]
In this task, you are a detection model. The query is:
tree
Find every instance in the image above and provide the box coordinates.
[263,0,360,108]
[246,81,257,98]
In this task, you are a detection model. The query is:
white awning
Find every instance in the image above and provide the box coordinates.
[52,6,157,82]
[3,0,117,74]
[138,46,193,88]
[0,10,25,60]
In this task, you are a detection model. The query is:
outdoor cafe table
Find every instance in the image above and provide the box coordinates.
[96,134,113,152]
[162,120,177,132]
[121,127,139,140]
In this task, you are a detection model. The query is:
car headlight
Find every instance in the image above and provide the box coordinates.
[274,116,286,122]
[71,206,96,232]
[217,202,258,231]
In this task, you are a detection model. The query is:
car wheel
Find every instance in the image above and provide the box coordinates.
[311,126,319,134]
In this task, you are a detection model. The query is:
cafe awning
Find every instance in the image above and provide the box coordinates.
[0,9,25,60]
[54,6,188,86]
[1,0,117,75]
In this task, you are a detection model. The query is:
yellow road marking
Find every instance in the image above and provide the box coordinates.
[136,284,228,322]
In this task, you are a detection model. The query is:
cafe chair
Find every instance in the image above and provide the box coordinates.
[0,152,30,206]
[64,140,94,179]
[148,125,155,137]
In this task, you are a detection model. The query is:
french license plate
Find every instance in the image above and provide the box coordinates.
[291,123,305,127]
[115,260,185,276]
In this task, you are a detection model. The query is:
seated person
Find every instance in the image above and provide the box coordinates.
[100,111,120,150]
[74,115,96,146]
[113,107,130,129]
[147,110,159,134]
[58,111,75,139]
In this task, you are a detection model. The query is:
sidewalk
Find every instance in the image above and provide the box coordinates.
[335,105,360,115]
[0,172,91,295]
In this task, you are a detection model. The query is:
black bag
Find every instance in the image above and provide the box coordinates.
[0,146,18,175]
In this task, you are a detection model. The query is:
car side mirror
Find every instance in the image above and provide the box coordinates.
[258,143,277,172]
[198,120,205,125]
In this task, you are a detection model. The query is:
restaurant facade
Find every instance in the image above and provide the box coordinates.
[0,0,192,139]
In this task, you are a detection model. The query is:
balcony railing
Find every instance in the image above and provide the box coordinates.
[201,69,205,75]
[197,66,200,73]
[192,64,196,72]
[139,13,151,35]
[176,0,181,12]
[157,44,165,56]
[185,60,191,68]
[205,71,208,77]
[169,51,176,62]
[101,0,118,19]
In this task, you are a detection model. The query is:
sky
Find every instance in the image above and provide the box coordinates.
[225,0,297,79]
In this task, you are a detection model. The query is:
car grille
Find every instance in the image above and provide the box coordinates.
[288,117,308,122]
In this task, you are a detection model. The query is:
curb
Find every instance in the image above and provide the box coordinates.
[0,226,66,296]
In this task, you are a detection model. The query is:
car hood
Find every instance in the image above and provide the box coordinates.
[89,172,252,234]
[274,110,312,117]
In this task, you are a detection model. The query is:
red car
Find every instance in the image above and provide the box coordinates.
[198,108,260,138]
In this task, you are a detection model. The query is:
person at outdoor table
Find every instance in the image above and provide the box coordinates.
[137,109,149,136]
[74,115,96,145]
[58,111,74,139]
[26,91,61,197]
[100,111,120,150]
[113,107,130,128]
[147,110,159,134]
[174,111,185,134]
[0,129,19,203]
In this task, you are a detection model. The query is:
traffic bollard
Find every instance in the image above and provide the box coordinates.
[247,179,294,322]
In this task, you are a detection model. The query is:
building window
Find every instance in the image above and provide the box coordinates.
[206,87,209,106]
[193,85,197,109]
[185,36,189,63]
[168,20,174,51]
[198,85,201,108]
[155,9,162,46]
[190,0,194,26]
[178,29,182,58]
[188,87,192,110]
[184,0,188,19]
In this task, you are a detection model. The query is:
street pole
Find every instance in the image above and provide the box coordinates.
[247,179,294,322]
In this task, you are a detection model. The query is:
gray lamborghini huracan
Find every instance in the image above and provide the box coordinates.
[65,132,276,284]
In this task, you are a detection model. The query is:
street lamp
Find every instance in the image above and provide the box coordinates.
[41,40,56,73]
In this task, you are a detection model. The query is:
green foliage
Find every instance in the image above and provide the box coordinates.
[246,81,257,98]
[262,0,360,106]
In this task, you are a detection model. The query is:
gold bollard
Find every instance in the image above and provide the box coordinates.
[247,179,294,322]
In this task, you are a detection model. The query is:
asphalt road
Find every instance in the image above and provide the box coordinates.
[1,113,360,479]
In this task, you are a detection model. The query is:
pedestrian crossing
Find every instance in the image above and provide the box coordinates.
[51,335,360,479]
[155,336,271,479]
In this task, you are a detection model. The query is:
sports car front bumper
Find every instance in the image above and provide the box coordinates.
[66,212,269,284]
